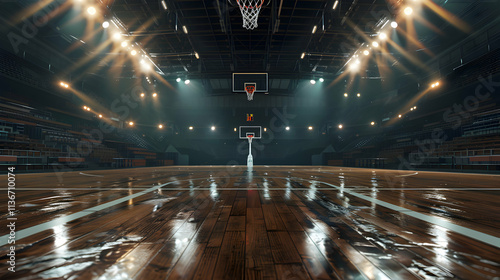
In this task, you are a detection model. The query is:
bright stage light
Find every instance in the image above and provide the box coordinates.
[332,0,339,10]
[398,114,402,118]
[176,77,181,82]
[83,106,87,110]
[319,78,324,83]
[158,124,163,129]
[129,121,134,126]
[86,107,91,111]
[182,25,188,34]
[161,0,167,10]
[184,80,190,85]
[312,25,317,34]
[301,52,305,59]
[344,93,348,97]
[379,32,387,40]
[310,80,316,85]
[211,126,216,131]
[131,50,137,56]
[98,114,103,118]
[372,41,379,48]
[391,21,398,28]
[370,121,375,126]
[152,93,157,97]
[338,124,343,129]
[102,21,109,28]
[234,128,237,132]
[308,126,313,130]
[140,93,145,98]
[404,7,413,15]
[87,7,96,15]
[285,126,290,131]
[410,108,414,111]
[121,41,128,47]
[357,93,361,97]
[264,127,267,132]
[363,50,369,56]
[113,33,121,40]
[194,52,199,59]
[189,126,194,130]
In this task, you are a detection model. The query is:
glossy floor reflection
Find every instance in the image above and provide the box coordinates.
[0,166,499,279]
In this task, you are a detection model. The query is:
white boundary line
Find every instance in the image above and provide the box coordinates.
[1,176,499,249]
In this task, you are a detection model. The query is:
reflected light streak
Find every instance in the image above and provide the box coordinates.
[422,0,472,33]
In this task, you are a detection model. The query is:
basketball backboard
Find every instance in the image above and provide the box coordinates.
[232,73,268,94]
[239,126,262,139]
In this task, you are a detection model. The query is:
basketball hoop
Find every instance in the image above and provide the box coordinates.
[245,84,256,101]
[247,134,254,144]
[236,0,264,30]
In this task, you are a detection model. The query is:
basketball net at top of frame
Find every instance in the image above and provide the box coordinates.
[245,84,255,101]
[237,0,264,30]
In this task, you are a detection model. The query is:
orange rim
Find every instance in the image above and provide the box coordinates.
[237,0,264,9]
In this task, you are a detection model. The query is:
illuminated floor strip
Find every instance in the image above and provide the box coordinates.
[1,177,499,249]
[320,181,500,249]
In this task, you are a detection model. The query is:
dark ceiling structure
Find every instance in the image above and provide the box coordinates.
[1,0,499,95]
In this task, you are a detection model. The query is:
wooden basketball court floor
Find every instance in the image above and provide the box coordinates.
[1,166,499,279]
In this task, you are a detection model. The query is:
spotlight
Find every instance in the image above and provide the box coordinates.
[391,21,398,28]
[404,7,413,16]
[264,127,267,132]
[371,121,375,126]
[285,126,290,131]
[184,79,190,85]
[355,59,361,64]
[372,41,379,48]
[176,77,181,83]
[414,106,417,110]
[308,126,313,130]
[102,21,109,28]
[86,107,91,111]
[158,124,163,129]
[113,33,121,40]
[398,114,402,118]
[431,84,436,88]
[436,82,440,86]
[357,93,361,97]
[194,52,199,59]
[182,25,188,34]
[211,126,216,131]
[410,108,414,111]
[301,52,305,59]
[140,93,145,98]
[131,50,137,56]
[310,80,316,85]
[363,50,369,56]
[83,106,87,110]
[152,93,157,97]
[189,126,194,130]
[344,93,348,97]
[98,114,103,118]
[338,124,343,129]
[121,41,128,48]
[129,121,134,126]
[319,78,324,83]
[332,0,339,10]
[379,32,387,40]
[87,6,96,15]
[234,128,237,132]
[312,25,317,34]
[161,0,167,10]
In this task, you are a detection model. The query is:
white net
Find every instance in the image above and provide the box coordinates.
[237,0,264,30]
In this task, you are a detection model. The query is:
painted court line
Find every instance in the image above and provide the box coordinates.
[0,181,173,247]
[1,176,499,249]
[320,181,500,249]
[3,187,500,191]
